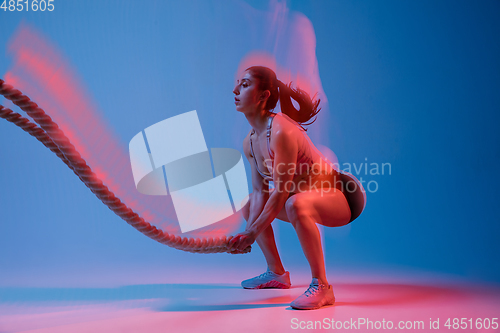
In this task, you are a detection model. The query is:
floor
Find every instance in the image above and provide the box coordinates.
[1,268,499,333]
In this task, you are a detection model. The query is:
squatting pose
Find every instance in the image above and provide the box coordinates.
[229,66,359,310]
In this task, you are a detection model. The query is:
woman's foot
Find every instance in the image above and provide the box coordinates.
[290,278,335,310]
[241,269,291,289]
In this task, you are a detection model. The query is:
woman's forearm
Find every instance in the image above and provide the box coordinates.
[247,190,288,236]
[246,191,269,227]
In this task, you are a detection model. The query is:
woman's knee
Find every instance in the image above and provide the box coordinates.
[285,194,313,225]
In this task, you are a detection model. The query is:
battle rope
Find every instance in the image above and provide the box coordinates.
[0,79,250,254]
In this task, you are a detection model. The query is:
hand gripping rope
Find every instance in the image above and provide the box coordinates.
[0,79,250,254]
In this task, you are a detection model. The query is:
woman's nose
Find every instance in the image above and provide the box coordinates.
[233,85,239,95]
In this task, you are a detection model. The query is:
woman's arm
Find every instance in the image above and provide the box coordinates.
[243,131,270,226]
[246,125,297,235]
[230,124,298,252]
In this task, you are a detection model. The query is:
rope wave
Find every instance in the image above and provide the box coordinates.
[0,79,250,254]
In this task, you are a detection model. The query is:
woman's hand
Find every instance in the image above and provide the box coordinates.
[228,229,257,254]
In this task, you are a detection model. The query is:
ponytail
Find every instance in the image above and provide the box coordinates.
[246,66,321,129]
[277,80,321,128]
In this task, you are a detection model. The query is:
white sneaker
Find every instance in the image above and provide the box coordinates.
[241,269,291,289]
[290,278,335,310]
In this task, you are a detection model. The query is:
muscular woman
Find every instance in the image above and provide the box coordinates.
[228,66,354,310]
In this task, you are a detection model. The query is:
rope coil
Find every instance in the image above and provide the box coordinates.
[0,79,250,254]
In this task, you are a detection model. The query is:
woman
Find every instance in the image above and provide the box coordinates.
[228,66,354,310]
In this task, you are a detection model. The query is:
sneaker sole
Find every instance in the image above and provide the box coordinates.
[290,296,335,310]
[242,280,291,289]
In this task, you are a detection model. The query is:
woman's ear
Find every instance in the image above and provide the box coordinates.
[260,90,271,102]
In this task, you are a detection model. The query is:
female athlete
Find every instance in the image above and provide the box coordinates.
[228,66,356,310]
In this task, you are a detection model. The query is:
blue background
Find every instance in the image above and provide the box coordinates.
[1,0,499,286]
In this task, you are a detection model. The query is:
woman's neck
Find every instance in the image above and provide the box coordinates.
[245,110,274,136]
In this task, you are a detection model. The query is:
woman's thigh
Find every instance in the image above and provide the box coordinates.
[283,189,351,227]
[243,189,350,227]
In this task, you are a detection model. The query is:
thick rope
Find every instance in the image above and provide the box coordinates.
[0,79,250,254]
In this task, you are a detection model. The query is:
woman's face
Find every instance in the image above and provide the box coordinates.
[233,71,261,113]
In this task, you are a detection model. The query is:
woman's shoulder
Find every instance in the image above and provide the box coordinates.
[269,114,302,154]
[272,113,306,138]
